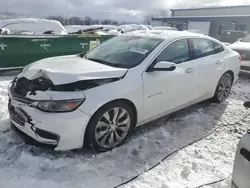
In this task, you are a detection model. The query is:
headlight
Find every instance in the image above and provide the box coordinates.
[37,99,84,112]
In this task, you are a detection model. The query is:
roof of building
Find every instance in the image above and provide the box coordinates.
[170,5,250,12]
[123,30,210,40]
[152,15,250,22]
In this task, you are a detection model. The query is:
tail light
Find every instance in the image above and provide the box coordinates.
[239,55,242,61]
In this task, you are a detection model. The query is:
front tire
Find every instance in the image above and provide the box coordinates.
[85,101,135,152]
[212,73,233,103]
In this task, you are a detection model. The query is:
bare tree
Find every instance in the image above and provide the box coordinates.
[47,16,119,26]
[158,10,169,17]
[101,19,118,25]
[84,17,92,25]
[144,14,154,25]
[143,9,169,25]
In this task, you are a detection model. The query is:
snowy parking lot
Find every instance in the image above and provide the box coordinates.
[0,74,250,188]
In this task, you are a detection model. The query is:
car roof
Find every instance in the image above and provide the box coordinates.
[122,30,213,41]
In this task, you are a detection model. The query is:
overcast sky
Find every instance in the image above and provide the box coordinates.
[1,0,250,21]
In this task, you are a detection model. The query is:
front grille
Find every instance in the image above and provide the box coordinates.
[234,50,250,60]
[8,103,26,127]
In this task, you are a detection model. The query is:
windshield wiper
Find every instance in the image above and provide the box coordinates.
[87,58,126,68]
[86,56,129,68]
[87,58,111,66]
[109,63,128,68]
[77,52,87,58]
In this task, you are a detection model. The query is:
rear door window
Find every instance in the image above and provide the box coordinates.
[213,42,225,54]
[191,38,216,59]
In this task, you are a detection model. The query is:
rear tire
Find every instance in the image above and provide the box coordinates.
[212,73,233,103]
[85,101,135,152]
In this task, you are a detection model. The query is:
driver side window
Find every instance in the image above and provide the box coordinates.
[156,39,190,64]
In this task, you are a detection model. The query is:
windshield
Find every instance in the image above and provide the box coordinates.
[242,34,250,42]
[85,35,163,68]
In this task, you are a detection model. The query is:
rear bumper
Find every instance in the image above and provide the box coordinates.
[240,61,250,73]
[240,65,250,72]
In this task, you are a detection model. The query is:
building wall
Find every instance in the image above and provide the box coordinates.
[173,6,250,17]
[152,6,250,43]
[151,20,171,27]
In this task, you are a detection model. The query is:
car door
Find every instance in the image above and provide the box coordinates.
[142,38,198,121]
[232,133,250,188]
[189,38,226,99]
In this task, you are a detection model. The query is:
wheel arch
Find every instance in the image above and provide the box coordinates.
[83,98,138,146]
[214,70,234,90]
[225,70,234,83]
[212,70,234,103]
[100,98,138,125]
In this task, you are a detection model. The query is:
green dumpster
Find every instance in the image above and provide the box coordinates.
[0,34,114,69]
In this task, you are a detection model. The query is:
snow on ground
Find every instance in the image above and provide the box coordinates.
[0,74,250,188]
[0,76,12,132]
[123,75,250,188]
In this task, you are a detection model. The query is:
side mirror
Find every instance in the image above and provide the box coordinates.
[147,61,176,72]
[243,101,250,108]
[237,38,243,42]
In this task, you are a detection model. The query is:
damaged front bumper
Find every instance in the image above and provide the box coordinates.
[7,64,125,151]
[8,85,91,151]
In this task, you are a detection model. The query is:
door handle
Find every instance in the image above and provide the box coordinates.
[216,60,223,65]
[185,68,194,73]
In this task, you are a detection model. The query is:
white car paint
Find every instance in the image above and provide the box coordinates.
[8,30,241,151]
[9,96,90,150]
[19,55,128,85]
[232,130,250,188]
[229,39,250,73]
[232,101,250,188]
[229,41,250,51]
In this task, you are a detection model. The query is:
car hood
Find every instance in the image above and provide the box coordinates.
[229,41,250,51]
[18,55,128,85]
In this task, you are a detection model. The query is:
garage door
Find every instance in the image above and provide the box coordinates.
[188,21,211,35]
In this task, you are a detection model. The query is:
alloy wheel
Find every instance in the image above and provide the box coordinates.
[94,107,131,149]
[217,74,232,102]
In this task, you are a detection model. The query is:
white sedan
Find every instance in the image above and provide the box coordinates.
[8,30,241,151]
[229,34,250,73]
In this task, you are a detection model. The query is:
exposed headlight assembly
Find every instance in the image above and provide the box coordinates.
[37,99,84,112]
